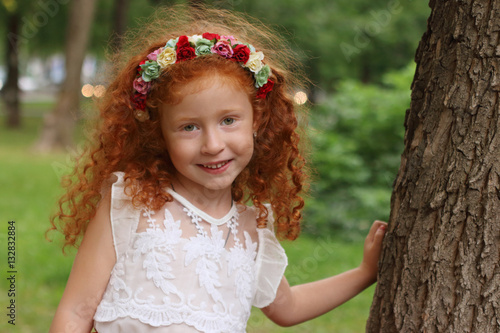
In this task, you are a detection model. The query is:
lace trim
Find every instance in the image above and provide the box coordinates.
[167,188,238,226]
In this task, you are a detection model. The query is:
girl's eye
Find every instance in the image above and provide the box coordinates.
[183,124,198,132]
[222,118,235,126]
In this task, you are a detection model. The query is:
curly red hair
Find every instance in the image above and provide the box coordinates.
[49,4,310,249]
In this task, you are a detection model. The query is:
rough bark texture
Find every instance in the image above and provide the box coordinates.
[34,0,96,152]
[367,0,500,332]
[2,11,21,128]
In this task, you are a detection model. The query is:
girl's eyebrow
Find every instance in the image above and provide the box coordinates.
[216,106,251,114]
[169,117,199,126]
[173,107,247,121]
[172,114,197,121]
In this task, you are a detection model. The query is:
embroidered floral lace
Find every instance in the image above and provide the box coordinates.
[93,172,287,333]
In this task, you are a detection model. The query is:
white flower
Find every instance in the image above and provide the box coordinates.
[157,47,176,68]
[245,51,264,73]
[188,34,203,44]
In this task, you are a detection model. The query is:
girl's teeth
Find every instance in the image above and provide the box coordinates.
[204,161,227,169]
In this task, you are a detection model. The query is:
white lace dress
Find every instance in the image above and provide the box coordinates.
[93,172,287,332]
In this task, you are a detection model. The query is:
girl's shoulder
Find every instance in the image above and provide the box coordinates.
[236,203,275,239]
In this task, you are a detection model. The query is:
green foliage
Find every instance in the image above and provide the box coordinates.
[229,0,429,88]
[304,63,415,239]
[1,0,429,92]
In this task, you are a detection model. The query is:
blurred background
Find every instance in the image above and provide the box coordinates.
[0,0,429,331]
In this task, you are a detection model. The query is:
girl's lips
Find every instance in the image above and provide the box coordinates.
[201,160,230,169]
[198,160,232,173]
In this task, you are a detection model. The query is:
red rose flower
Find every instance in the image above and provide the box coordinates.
[137,60,146,73]
[175,35,196,62]
[176,45,196,62]
[131,92,147,110]
[176,35,190,48]
[256,79,274,99]
[230,44,250,63]
[202,32,220,41]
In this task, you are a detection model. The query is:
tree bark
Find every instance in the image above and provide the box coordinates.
[366,0,500,332]
[109,0,131,51]
[2,10,21,128]
[34,0,97,152]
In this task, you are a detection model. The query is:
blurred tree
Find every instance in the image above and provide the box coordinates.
[35,0,97,151]
[1,0,20,128]
[367,0,500,331]
[89,0,158,56]
[109,0,131,51]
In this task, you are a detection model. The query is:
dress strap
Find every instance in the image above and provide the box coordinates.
[166,188,237,226]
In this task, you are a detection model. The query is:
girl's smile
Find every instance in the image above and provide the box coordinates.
[160,75,255,201]
[199,160,232,172]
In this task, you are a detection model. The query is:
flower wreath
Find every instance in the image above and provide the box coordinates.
[131,32,275,121]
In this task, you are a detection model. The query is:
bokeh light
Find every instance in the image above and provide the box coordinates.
[93,85,106,98]
[82,84,106,98]
[81,84,94,98]
[294,91,308,105]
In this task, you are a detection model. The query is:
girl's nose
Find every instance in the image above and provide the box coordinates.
[201,129,225,155]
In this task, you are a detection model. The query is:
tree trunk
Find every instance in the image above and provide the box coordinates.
[34,0,97,152]
[2,11,21,128]
[366,0,500,332]
[109,0,131,51]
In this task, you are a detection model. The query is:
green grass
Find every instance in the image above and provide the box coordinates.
[0,107,374,332]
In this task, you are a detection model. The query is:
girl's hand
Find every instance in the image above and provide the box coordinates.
[359,220,387,283]
[262,219,388,326]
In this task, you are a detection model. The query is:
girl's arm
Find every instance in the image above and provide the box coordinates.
[261,220,387,327]
[49,191,116,333]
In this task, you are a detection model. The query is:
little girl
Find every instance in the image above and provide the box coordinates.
[49,5,386,333]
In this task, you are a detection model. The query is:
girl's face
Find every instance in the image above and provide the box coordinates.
[160,76,255,196]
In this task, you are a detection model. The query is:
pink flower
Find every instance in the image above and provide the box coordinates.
[133,77,151,95]
[147,48,163,61]
[220,35,236,44]
[211,40,234,58]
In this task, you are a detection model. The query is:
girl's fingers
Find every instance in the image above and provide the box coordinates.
[368,220,387,242]
[374,223,387,243]
[376,221,387,233]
